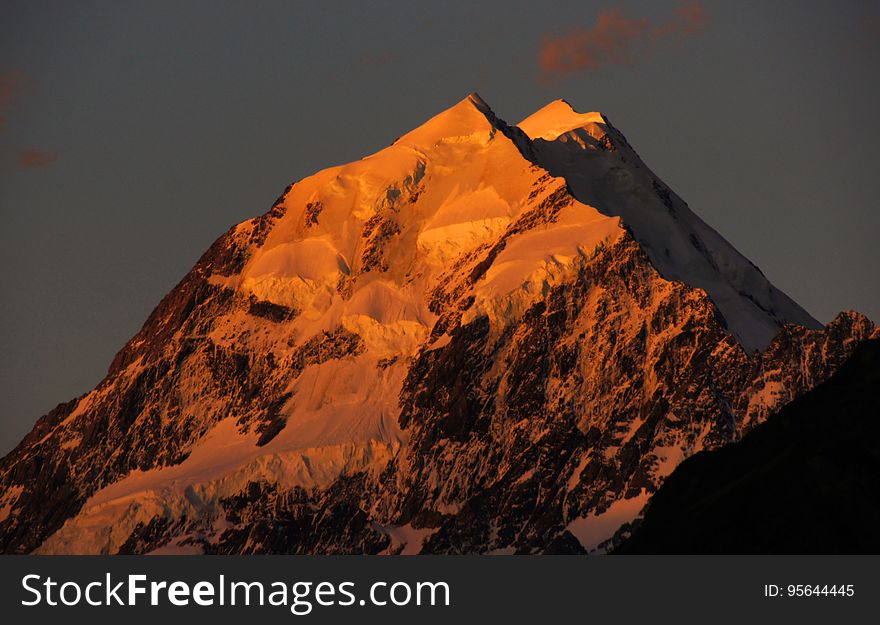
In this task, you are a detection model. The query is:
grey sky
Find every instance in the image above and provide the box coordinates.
[1,0,878,454]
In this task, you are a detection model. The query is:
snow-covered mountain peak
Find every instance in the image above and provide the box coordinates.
[391,92,500,151]
[464,91,491,112]
[2,93,868,556]
[514,98,821,352]
[518,99,607,141]
[247,93,818,353]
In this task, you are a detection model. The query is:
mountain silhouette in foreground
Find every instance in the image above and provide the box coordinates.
[617,339,880,554]
[0,94,875,554]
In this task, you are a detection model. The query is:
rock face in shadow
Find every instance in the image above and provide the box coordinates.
[616,339,880,554]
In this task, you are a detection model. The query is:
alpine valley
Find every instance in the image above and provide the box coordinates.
[1,94,875,554]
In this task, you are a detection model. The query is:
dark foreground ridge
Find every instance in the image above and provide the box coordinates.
[617,339,880,554]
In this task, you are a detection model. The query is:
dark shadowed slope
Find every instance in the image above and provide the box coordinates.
[617,339,880,554]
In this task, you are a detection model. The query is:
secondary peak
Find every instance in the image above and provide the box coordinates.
[518,98,607,141]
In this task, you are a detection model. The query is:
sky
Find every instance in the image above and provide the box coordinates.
[1,0,878,454]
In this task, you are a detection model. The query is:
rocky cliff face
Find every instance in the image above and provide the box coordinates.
[616,338,880,554]
[0,94,874,554]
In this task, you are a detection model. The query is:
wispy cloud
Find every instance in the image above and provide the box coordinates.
[18,149,59,169]
[0,70,30,133]
[1,70,61,169]
[538,1,709,82]
[863,12,880,37]
[361,50,397,69]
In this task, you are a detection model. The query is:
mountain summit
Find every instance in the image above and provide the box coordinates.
[0,95,873,554]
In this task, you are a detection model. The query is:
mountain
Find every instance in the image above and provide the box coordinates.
[0,93,874,554]
[616,338,880,554]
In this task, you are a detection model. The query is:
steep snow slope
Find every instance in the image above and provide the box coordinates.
[28,94,624,554]
[0,93,872,555]
[520,99,820,352]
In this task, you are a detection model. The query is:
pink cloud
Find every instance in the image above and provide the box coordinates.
[538,1,709,82]
[0,70,30,133]
[18,149,59,169]
[361,50,397,69]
